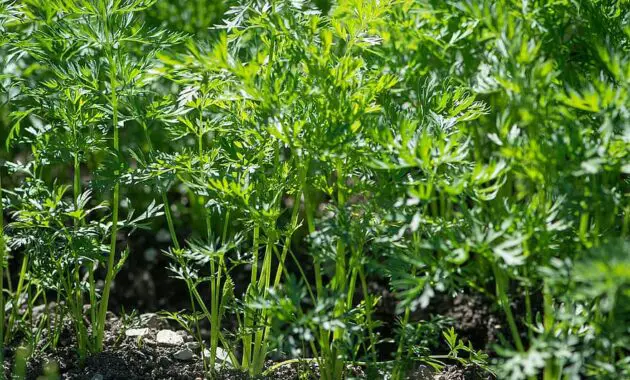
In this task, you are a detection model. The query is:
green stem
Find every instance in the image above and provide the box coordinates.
[0,168,5,363]
[304,189,332,379]
[492,263,524,352]
[346,263,357,310]
[88,267,97,329]
[209,255,218,369]
[52,290,63,348]
[197,108,212,241]
[621,205,629,237]
[523,266,533,342]
[334,160,346,297]
[393,308,412,379]
[542,280,558,380]
[221,210,230,244]
[144,125,180,250]
[358,266,377,362]
[5,254,28,345]
[331,160,347,379]
[242,225,259,369]
[97,49,120,352]
[251,241,274,373]
[272,166,305,287]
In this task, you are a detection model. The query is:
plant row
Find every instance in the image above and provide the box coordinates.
[0,0,629,379]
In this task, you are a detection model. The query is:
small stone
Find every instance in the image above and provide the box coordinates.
[216,347,229,362]
[203,347,231,366]
[125,328,149,337]
[156,329,184,346]
[173,348,194,361]
[91,375,103,380]
[185,341,201,351]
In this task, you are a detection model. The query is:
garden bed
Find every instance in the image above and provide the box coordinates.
[6,308,492,380]
[1,0,628,379]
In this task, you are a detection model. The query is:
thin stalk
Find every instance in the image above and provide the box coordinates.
[622,205,629,237]
[0,167,5,364]
[287,247,316,303]
[197,108,212,241]
[393,305,412,379]
[73,154,80,210]
[304,189,332,379]
[251,241,274,373]
[209,256,218,369]
[196,289,239,366]
[273,168,306,287]
[334,160,346,297]
[254,177,308,374]
[543,281,553,331]
[209,209,229,370]
[393,265,417,379]
[578,211,589,247]
[163,192,180,250]
[242,224,259,369]
[358,266,377,362]
[523,266,533,342]
[222,210,230,244]
[144,125,180,250]
[542,280,558,380]
[346,264,357,310]
[73,265,87,352]
[492,263,524,352]
[330,160,347,380]
[26,285,34,349]
[305,192,323,298]
[5,260,11,294]
[52,290,63,348]
[262,243,320,376]
[97,49,120,352]
[524,285,533,341]
[5,254,28,345]
[208,233,225,371]
[73,150,95,339]
[346,244,364,311]
[58,259,87,359]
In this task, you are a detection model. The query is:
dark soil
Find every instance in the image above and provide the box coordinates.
[2,309,492,380]
[435,294,501,350]
[2,232,497,380]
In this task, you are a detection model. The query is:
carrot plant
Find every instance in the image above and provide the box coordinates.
[2,0,181,357]
[0,0,628,379]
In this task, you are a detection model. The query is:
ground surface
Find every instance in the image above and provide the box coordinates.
[2,304,494,379]
[2,234,498,380]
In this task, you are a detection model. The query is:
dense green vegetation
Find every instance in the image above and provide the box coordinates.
[0,0,629,379]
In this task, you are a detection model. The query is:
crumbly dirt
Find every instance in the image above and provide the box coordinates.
[2,308,492,380]
[433,365,493,380]
[20,313,207,380]
[435,294,501,350]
